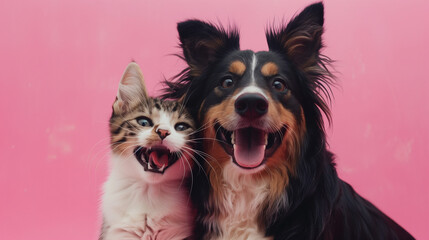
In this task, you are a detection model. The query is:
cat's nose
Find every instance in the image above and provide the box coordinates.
[156,128,170,140]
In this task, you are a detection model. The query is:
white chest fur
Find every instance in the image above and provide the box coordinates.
[213,163,273,240]
[101,155,194,240]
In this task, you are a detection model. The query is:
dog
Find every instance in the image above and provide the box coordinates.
[163,2,414,239]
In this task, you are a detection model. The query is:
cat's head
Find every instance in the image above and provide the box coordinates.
[109,62,195,183]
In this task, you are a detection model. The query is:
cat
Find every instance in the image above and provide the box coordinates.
[100,62,196,240]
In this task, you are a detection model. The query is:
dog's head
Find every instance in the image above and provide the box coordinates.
[165,2,332,180]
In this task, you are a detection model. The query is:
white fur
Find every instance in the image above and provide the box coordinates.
[101,109,195,240]
[154,110,187,153]
[250,53,258,85]
[101,153,194,240]
[213,162,273,240]
[233,86,268,101]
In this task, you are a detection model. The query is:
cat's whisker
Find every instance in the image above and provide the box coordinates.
[186,137,219,141]
[188,120,213,136]
[176,151,188,190]
[182,146,218,163]
[84,137,114,188]
[181,152,194,205]
[212,118,237,147]
[181,146,218,181]
[174,150,195,204]
[115,143,140,160]
[186,137,229,145]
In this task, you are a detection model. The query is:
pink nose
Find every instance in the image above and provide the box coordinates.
[156,129,170,140]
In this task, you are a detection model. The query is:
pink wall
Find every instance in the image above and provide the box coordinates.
[1,0,428,239]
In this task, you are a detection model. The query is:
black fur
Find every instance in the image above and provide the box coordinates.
[163,2,414,240]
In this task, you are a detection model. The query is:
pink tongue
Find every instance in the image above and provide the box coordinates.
[233,128,266,168]
[149,151,169,168]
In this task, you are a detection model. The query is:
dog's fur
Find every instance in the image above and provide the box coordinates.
[163,2,414,240]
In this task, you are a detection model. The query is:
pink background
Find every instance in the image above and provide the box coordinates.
[1,0,428,239]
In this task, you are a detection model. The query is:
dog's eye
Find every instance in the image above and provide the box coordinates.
[272,79,287,92]
[221,78,234,89]
[175,122,190,131]
[137,117,153,127]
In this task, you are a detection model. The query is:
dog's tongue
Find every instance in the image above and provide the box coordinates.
[149,151,169,168]
[233,128,266,168]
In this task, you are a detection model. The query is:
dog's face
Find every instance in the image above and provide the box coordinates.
[196,50,306,174]
[171,3,331,178]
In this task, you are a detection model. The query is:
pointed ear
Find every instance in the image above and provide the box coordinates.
[177,20,240,76]
[113,62,148,113]
[266,2,324,69]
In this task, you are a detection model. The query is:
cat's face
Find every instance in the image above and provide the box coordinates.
[109,63,195,183]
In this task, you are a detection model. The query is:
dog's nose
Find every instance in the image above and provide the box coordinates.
[156,128,170,140]
[234,93,268,119]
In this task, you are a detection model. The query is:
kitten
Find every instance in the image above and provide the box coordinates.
[100,62,196,240]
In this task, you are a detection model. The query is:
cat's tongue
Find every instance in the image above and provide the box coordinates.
[233,127,266,168]
[149,151,169,168]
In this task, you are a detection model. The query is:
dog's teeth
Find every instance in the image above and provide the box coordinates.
[160,164,166,171]
[148,164,152,170]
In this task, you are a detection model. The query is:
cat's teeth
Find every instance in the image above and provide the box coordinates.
[265,134,268,145]
[148,164,152,170]
[160,164,166,172]
[231,132,235,144]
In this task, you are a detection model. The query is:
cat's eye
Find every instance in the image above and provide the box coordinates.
[137,117,153,127]
[175,122,190,131]
[221,77,234,89]
[272,78,288,92]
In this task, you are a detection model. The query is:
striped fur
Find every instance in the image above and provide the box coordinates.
[100,62,196,240]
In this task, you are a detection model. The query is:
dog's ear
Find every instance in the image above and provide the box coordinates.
[266,2,334,124]
[266,2,324,69]
[178,20,240,76]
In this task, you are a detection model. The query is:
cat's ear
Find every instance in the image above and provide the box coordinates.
[113,62,148,113]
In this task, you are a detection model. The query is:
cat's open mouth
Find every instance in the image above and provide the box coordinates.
[214,123,287,169]
[134,145,180,174]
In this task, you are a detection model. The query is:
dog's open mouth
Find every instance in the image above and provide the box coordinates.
[215,123,287,169]
[134,145,180,174]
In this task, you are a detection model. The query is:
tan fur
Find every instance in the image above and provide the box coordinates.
[260,62,279,77]
[263,103,306,204]
[229,60,246,76]
[202,98,237,197]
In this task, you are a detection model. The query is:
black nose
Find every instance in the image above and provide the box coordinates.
[234,93,268,119]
